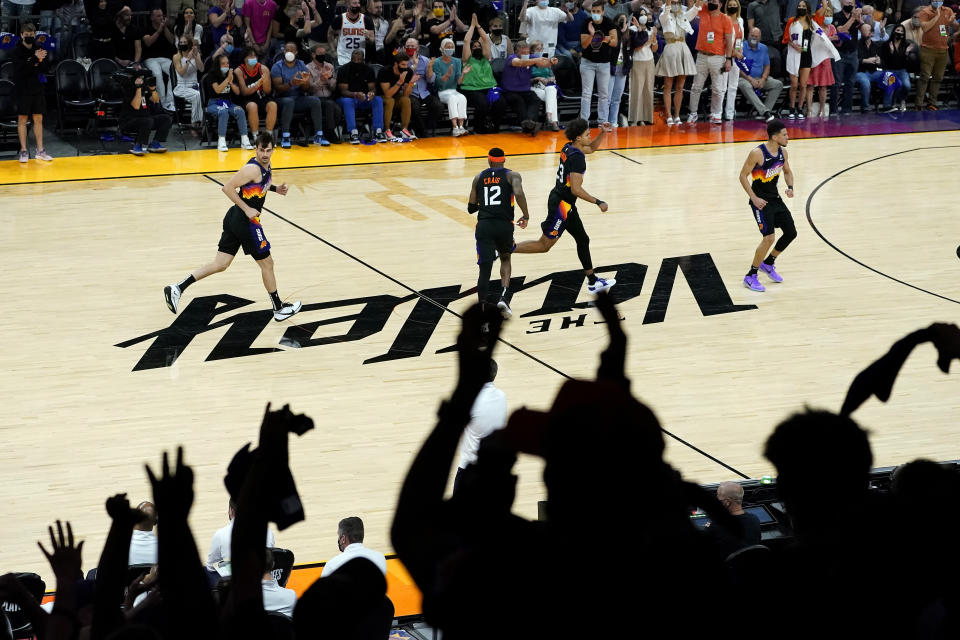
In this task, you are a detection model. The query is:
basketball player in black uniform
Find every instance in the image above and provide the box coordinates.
[513,118,616,295]
[739,119,797,292]
[163,132,302,321]
[467,147,530,318]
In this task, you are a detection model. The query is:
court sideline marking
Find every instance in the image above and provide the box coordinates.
[202,174,751,480]
[805,145,960,306]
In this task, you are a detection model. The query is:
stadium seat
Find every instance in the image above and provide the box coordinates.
[1,573,45,640]
[0,62,13,82]
[54,59,96,135]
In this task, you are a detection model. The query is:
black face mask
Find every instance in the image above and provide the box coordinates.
[491,28,503,35]
[893,31,903,38]
[471,48,482,58]
[726,5,737,12]
[707,2,718,9]
[179,43,190,51]
[348,6,359,13]
[796,7,806,15]
[22,36,35,45]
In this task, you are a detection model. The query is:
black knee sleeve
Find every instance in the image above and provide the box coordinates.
[477,261,493,305]
[574,234,593,271]
[775,218,798,252]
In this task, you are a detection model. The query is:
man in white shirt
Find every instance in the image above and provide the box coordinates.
[128,501,158,565]
[262,548,298,618]
[454,359,508,493]
[206,499,277,571]
[321,517,388,577]
[521,0,574,56]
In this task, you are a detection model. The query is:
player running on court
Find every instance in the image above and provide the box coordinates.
[467,147,530,319]
[163,132,302,321]
[739,119,797,292]
[513,118,616,295]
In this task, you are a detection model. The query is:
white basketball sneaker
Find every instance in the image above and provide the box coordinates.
[164,284,181,314]
[274,300,303,322]
[497,297,512,319]
[587,277,616,294]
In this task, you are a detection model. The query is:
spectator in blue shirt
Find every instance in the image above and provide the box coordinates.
[271,41,330,147]
[736,26,784,119]
[556,0,590,57]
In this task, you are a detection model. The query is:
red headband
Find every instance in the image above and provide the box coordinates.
[488,154,506,162]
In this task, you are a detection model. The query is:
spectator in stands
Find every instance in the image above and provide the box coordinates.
[337,47,388,143]
[306,42,343,142]
[720,0,744,121]
[421,0,466,57]
[453,359,507,493]
[1,0,35,33]
[901,6,923,43]
[607,13,630,126]
[580,2,617,124]
[128,501,158,565]
[272,41,330,147]
[243,0,278,55]
[737,26,782,120]
[502,40,555,135]
[321,517,388,577]
[520,0,573,57]
[854,22,882,111]
[295,558,392,640]
[53,0,85,59]
[529,40,561,130]
[206,53,255,150]
[460,16,505,132]
[487,14,514,59]
[235,45,277,136]
[428,36,469,135]
[627,10,657,126]
[861,3,891,42]
[120,72,171,154]
[833,0,862,115]
[141,9,177,112]
[746,0,782,76]
[384,0,422,60]
[208,0,237,48]
[878,23,913,111]
[112,5,142,67]
[656,0,696,125]
[808,6,837,117]
[913,0,958,110]
[212,33,243,68]
[366,0,389,62]
[785,0,817,119]
[261,549,297,617]
[704,482,762,558]
[557,0,590,57]
[206,499,277,571]
[404,36,442,137]
[687,0,733,124]
[174,5,202,42]
[331,0,374,65]
[172,33,204,126]
[376,51,415,140]
[85,0,117,60]
[13,23,53,163]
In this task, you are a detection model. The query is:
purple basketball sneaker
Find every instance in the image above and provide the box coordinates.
[743,274,765,292]
[759,262,783,283]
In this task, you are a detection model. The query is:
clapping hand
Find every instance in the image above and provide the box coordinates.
[36,48,47,61]
[587,20,595,34]
[145,447,194,522]
[38,521,84,580]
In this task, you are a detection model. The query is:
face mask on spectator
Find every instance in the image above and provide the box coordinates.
[405,46,417,55]
[471,46,483,57]
[910,17,920,26]
[220,65,230,74]
[931,1,942,7]
[225,44,234,53]
[433,7,444,16]
[639,13,648,23]
[823,15,833,23]
[707,1,718,10]
[247,56,258,65]
[796,7,806,15]
[491,27,503,34]
[748,36,759,45]
[539,0,549,6]
[671,3,681,13]
[179,43,190,51]
[591,11,603,20]
[565,1,576,8]
[284,51,296,62]
[893,29,904,37]
[726,3,737,13]
[23,35,35,45]
[348,4,359,13]
[519,52,530,59]
[442,46,455,55]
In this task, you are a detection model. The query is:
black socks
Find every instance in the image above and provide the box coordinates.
[747,266,759,276]
[269,290,282,311]
[586,273,598,285]
[178,274,196,291]
[763,255,776,266]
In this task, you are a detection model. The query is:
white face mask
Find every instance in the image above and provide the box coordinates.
[284,51,296,62]
[520,52,530,59]
[442,47,454,56]
[639,14,648,23]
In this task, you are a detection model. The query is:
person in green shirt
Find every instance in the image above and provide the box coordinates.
[459,13,506,132]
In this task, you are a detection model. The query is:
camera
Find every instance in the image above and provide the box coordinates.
[112,68,157,92]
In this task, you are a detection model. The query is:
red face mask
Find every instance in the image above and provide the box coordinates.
[405,47,417,55]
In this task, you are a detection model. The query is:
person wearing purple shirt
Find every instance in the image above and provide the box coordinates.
[501,41,558,135]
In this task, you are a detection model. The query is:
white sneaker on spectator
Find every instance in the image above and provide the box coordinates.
[241,135,254,150]
[218,137,229,152]
[687,113,698,124]
[452,126,463,137]
[385,130,399,142]
[666,116,676,125]
[36,149,53,161]
[350,129,360,144]
[18,149,28,162]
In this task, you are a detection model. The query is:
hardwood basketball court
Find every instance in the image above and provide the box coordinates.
[3,123,958,583]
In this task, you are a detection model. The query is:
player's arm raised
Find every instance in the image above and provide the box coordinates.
[467,173,481,213]
[509,172,530,228]
[739,147,766,209]
[222,165,264,220]
[582,125,609,154]
[569,172,608,212]
[781,148,795,198]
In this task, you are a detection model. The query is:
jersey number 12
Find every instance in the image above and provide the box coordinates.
[483,185,501,206]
